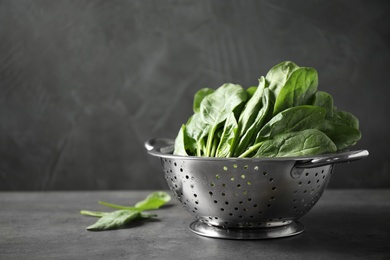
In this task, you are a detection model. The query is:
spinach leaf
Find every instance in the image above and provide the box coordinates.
[86,210,141,231]
[246,86,258,98]
[320,120,361,150]
[234,77,267,151]
[234,87,273,157]
[255,105,326,142]
[273,67,318,115]
[173,125,189,156]
[81,191,171,231]
[193,88,214,113]
[200,83,247,156]
[134,191,172,211]
[266,61,300,98]
[332,109,360,129]
[252,129,337,157]
[312,91,334,119]
[184,113,210,156]
[216,112,238,157]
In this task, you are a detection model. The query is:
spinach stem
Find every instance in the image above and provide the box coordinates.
[205,126,217,156]
[210,138,218,157]
[238,142,263,158]
[196,141,202,157]
[98,201,137,211]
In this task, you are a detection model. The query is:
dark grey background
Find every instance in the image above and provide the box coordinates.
[0,0,389,191]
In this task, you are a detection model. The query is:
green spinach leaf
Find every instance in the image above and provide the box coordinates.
[273,67,318,115]
[134,191,172,211]
[86,210,141,231]
[193,88,214,113]
[312,91,334,119]
[319,120,361,150]
[253,129,337,157]
[266,61,300,98]
[81,191,171,231]
[234,87,273,157]
[255,105,326,142]
[173,125,189,156]
[215,112,238,157]
[200,83,248,156]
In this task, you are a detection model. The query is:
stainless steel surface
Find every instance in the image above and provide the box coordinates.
[189,220,304,239]
[145,138,369,239]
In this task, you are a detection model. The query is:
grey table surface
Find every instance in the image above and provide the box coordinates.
[1,189,389,260]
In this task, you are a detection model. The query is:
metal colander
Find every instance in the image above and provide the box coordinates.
[145,138,368,239]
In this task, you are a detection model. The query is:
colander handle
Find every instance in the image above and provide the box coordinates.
[145,138,175,155]
[291,149,369,178]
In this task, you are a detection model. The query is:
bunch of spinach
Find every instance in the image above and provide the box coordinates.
[174,61,361,158]
[80,191,171,231]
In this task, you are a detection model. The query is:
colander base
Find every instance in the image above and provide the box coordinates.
[189,220,304,239]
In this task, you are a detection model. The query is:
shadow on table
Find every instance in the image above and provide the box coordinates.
[265,205,390,258]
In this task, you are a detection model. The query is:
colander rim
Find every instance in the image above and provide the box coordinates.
[145,137,368,164]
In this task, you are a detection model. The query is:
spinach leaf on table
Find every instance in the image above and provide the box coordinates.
[80,191,171,231]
